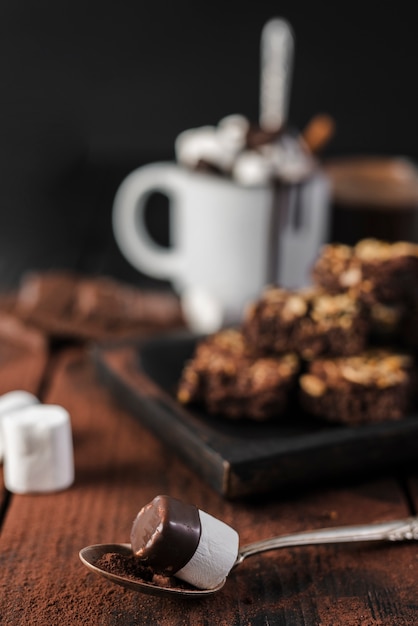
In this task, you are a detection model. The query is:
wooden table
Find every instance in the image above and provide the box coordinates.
[0,301,418,625]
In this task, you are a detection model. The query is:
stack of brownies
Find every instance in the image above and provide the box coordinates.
[177,239,418,426]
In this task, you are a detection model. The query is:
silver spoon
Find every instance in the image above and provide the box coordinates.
[79,516,418,598]
[259,17,294,132]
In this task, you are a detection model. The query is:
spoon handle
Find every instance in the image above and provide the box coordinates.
[259,17,294,132]
[235,516,418,566]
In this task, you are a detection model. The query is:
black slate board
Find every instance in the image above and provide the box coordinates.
[93,331,418,499]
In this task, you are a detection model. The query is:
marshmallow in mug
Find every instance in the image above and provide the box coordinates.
[175,114,315,185]
[0,390,39,462]
[2,403,74,494]
[175,115,249,173]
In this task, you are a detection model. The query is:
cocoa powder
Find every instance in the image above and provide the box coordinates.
[96,552,154,582]
[95,552,194,590]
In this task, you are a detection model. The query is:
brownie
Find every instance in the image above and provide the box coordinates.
[399,294,418,351]
[15,271,184,338]
[299,349,415,425]
[311,239,418,304]
[243,286,369,360]
[368,301,404,344]
[177,329,299,420]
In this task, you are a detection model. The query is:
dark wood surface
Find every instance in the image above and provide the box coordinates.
[0,288,418,624]
[1,8,418,618]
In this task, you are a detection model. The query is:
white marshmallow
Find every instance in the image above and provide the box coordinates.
[180,286,224,333]
[0,390,39,462]
[217,114,249,154]
[2,404,74,494]
[175,509,239,589]
[218,114,249,136]
[175,116,250,174]
[175,126,227,170]
[232,150,274,185]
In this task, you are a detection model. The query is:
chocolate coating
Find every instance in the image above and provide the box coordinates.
[246,124,282,149]
[130,495,201,575]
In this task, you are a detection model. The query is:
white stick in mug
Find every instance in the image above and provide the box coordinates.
[259,17,294,132]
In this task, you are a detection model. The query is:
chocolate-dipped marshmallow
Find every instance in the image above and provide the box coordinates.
[131,495,239,589]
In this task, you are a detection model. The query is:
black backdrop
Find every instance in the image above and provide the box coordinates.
[0,0,417,287]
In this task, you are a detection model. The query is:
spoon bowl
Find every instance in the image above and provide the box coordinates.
[79,543,225,597]
[80,516,418,598]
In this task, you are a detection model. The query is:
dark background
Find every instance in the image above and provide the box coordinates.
[0,0,417,289]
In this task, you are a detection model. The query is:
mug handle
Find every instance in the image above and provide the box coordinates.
[112,162,183,280]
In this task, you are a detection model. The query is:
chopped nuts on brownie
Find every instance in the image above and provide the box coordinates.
[177,329,299,420]
[299,349,415,425]
[311,238,418,304]
[242,286,369,359]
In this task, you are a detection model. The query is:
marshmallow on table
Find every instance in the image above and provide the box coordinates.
[0,390,39,462]
[2,404,74,494]
[131,495,239,589]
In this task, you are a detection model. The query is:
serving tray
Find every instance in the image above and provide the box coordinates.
[93,331,418,499]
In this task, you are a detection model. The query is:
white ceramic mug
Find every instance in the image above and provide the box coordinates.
[112,163,330,330]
